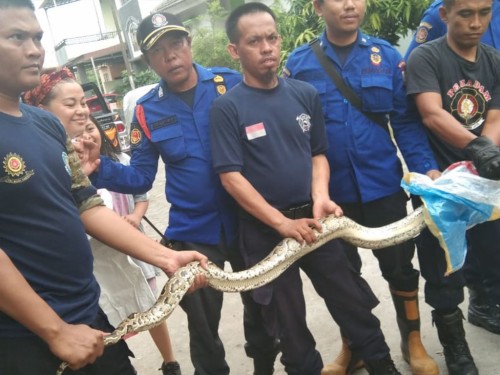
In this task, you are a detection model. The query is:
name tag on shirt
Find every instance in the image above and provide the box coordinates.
[151,115,178,130]
[246,122,266,140]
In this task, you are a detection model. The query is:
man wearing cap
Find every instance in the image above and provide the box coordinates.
[87,11,279,375]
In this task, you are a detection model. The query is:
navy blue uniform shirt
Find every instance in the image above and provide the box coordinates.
[92,64,241,245]
[285,32,438,204]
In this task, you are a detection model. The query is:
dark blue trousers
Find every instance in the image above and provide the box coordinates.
[412,197,500,310]
[339,190,420,292]
[239,217,389,375]
[0,308,135,375]
[173,238,277,375]
[464,219,500,304]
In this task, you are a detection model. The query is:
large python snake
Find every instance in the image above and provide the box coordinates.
[56,207,426,374]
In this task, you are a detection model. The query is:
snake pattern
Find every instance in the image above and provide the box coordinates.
[56,207,426,374]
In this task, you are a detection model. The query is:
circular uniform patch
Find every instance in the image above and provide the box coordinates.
[450,87,486,130]
[130,128,142,145]
[5,153,25,176]
[415,24,431,44]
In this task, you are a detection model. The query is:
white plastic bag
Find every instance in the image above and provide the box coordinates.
[402,161,500,275]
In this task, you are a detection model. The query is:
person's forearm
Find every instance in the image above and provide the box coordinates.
[91,157,154,195]
[220,171,286,229]
[481,109,500,146]
[422,110,475,148]
[311,154,331,203]
[81,206,175,267]
[82,205,208,277]
[415,93,476,148]
[132,200,148,219]
[0,249,66,343]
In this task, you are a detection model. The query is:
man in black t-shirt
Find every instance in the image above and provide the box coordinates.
[211,3,402,375]
[406,0,500,374]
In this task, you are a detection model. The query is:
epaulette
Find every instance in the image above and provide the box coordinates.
[292,42,313,56]
[361,34,392,49]
[207,66,240,75]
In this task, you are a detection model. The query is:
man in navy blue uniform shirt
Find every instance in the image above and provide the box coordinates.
[284,1,440,374]
[88,11,278,375]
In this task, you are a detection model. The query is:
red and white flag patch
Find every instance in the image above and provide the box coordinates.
[245,122,266,140]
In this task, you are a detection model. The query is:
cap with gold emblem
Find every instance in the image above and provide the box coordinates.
[137,12,189,52]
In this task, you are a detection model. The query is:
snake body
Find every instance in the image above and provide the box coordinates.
[56,207,426,374]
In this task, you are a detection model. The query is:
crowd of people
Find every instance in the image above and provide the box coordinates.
[1,0,499,375]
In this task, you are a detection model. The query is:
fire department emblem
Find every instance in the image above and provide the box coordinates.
[216,85,226,95]
[450,88,486,130]
[151,13,168,28]
[296,113,311,133]
[130,128,142,145]
[416,23,432,44]
[370,53,381,66]
[1,153,34,184]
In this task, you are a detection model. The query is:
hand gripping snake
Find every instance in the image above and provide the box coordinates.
[56,207,426,374]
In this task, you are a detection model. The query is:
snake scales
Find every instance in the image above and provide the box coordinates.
[56,207,426,374]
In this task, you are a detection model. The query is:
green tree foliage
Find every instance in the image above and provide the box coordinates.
[363,0,432,45]
[116,68,159,95]
[273,0,432,70]
[272,0,322,68]
[191,0,241,70]
[124,0,431,82]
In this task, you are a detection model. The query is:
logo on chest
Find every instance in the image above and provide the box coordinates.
[447,81,489,130]
[1,153,34,184]
[296,113,311,133]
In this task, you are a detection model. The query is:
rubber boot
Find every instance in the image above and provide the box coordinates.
[321,335,363,375]
[432,309,478,375]
[467,285,500,334]
[390,289,439,375]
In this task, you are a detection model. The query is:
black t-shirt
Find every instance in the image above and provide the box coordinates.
[210,78,328,210]
[406,36,500,170]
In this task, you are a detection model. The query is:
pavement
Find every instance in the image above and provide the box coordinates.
[127,163,499,375]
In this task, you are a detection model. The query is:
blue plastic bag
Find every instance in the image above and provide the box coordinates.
[401,161,500,275]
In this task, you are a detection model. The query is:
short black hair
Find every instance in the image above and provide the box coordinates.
[0,0,34,10]
[225,2,276,43]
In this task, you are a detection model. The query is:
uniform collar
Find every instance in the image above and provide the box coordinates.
[154,63,213,100]
[319,30,372,49]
